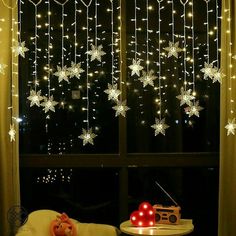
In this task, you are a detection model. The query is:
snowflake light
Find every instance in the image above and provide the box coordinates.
[87,44,106,62]
[104,83,121,101]
[41,95,58,113]
[176,88,195,106]
[201,62,217,80]
[212,68,226,83]
[184,100,204,117]
[139,70,157,87]
[163,41,182,58]
[151,118,169,136]
[9,124,16,142]
[79,128,97,146]
[68,62,84,79]
[12,41,29,58]
[0,63,7,75]
[112,100,130,117]
[129,59,143,76]
[27,90,44,107]
[225,118,236,136]
[54,66,70,83]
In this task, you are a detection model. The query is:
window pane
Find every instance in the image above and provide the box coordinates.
[19,0,120,154]
[126,0,220,152]
[20,168,119,225]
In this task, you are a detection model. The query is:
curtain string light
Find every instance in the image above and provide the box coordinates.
[180,0,188,91]
[191,0,195,95]
[157,0,162,120]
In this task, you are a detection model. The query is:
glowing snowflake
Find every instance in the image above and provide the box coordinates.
[79,128,97,146]
[112,100,130,117]
[87,44,106,62]
[184,100,204,117]
[201,62,217,80]
[212,68,225,83]
[129,59,143,76]
[104,83,121,101]
[139,70,157,87]
[225,118,236,136]
[54,66,70,83]
[9,124,16,142]
[41,95,58,113]
[163,41,183,58]
[27,90,44,107]
[12,41,29,58]
[68,62,84,79]
[176,87,195,106]
[151,118,169,136]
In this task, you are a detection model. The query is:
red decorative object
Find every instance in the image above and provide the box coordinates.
[130,202,155,227]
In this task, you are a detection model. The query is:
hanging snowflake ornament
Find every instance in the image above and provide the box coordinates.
[87,44,106,62]
[67,62,84,79]
[151,118,169,136]
[163,41,183,58]
[27,90,44,107]
[128,59,144,76]
[41,95,58,113]
[176,87,195,106]
[139,70,157,87]
[54,66,70,83]
[79,128,97,146]
[184,100,204,117]
[212,68,226,83]
[200,62,217,80]
[104,83,121,101]
[0,63,7,75]
[225,118,236,136]
[8,124,16,142]
[12,41,29,58]
[112,100,130,117]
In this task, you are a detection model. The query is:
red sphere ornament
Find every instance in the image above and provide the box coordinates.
[130,202,155,227]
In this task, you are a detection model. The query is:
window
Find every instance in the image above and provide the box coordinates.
[19,0,220,235]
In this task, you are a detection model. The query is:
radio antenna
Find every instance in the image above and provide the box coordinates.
[155,181,179,206]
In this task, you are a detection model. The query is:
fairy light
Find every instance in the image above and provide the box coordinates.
[95,0,98,47]
[157,0,162,120]
[180,0,188,91]
[205,0,210,64]
[111,0,114,83]
[224,0,236,135]
[74,0,77,63]
[191,0,195,94]
[215,0,219,68]
[146,0,149,71]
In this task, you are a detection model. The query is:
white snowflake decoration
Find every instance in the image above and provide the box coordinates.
[151,118,169,136]
[225,118,236,136]
[176,88,195,106]
[128,59,143,76]
[79,128,97,146]
[201,62,217,80]
[212,68,225,83]
[0,63,7,75]
[54,66,70,83]
[87,44,106,62]
[139,70,157,87]
[104,83,121,102]
[68,62,84,79]
[12,41,29,58]
[112,100,130,117]
[27,90,44,107]
[184,100,204,117]
[9,124,16,142]
[41,95,58,113]
[163,41,183,58]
